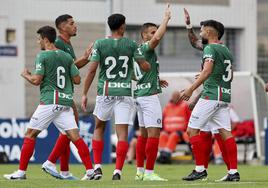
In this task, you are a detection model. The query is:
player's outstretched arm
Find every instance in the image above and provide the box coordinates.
[180,59,213,101]
[21,68,43,86]
[74,43,93,69]
[81,61,98,112]
[149,3,171,49]
[183,8,203,51]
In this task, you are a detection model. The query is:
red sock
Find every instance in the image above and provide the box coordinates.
[189,135,204,166]
[19,138,36,171]
[136,136,147,168]
[214,134,230,170]
[225,137,237,169]
[115,141,129,170]
[145,137,159,170]
[92,139,104,165]
[48,134,70,164]
[73,138,93,170]
[60,142,70,171]
[200,131,212,169]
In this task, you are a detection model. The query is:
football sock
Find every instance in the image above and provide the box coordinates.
[115,141,129,170]
[200,131,212,169]
[48,134,70,164]
[145,137,159,171]
[136,136,147,168]
[73,138,93,170]
[189,135,205,167]
[214,133,230,170]
[19,137,36,171]
[92,139,104,165]
[225,137,238,170]
[60,135,71,171]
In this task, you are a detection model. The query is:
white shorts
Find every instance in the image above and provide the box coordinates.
[93,96,134,124]
[136,95,162,128]
[128,99,137,125]
[189,98,231,132]
[28,104,77,133]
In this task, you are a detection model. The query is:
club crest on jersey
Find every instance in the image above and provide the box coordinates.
[108,82,131,89]
[92,49,98,56]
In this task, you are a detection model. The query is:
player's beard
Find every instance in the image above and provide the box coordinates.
[202,37,208,45]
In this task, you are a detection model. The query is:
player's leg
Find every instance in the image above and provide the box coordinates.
[4,105,53,180]
[112,97,134,180]
[54,106,94,180]
[59,103,79,179]
[135,104,147,180]
[137,95,167,181]
[91,96,114,180]
[43,103,79,180]
[92,117,106,180]
[182,99,217,181]
[200,124,213,170]
[212,104,240,182]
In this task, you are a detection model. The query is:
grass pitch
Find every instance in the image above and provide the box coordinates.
[0,164,268,188]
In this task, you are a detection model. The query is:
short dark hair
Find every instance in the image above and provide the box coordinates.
[107,14,126,31]
[37,26,56,43]
[200,20,225,40]
[55,14,73,29]
[140,22,158,37]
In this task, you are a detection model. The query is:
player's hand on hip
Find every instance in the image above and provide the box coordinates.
[81,95,88,112]
[183,8,191,25]
[165,3,171,20]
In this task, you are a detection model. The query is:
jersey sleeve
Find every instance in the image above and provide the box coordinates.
[203,45,216,62]
[34,53,45,75]
[70,62,79,77]
[141,42,152,52]
[133,42,146,61]
[90,40,100,62]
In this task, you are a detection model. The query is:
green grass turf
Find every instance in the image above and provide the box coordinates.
[0,164,268,188]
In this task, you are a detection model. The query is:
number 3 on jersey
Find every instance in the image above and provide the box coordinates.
[222,60,232,82]
[105,56,129,79]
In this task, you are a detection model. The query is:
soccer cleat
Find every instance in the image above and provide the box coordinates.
[215,174,228,182]
[59,173,79,180]
[81,172,95,180]
[135,171,144,181]
[93,168,103,180]
[223,172,240,182]
[112,173,121,180]
[143,173,168,181]
[42,162,61,179]
[182,170,208,181]
[3,171,26,180]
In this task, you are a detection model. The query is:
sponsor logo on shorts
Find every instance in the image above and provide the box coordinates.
[31,117,38,121]
[157,119,162,124]
[52,105,69,112]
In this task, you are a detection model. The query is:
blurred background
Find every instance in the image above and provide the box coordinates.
[0,0,268,165]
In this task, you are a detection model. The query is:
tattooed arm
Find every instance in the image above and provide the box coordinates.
[183,8,203,51]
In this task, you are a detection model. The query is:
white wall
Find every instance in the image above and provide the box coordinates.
[0,0,257,117]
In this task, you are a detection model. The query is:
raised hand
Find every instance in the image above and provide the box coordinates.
[165,3,171,20]
[83,43,94,60]
[183,8,191,25]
